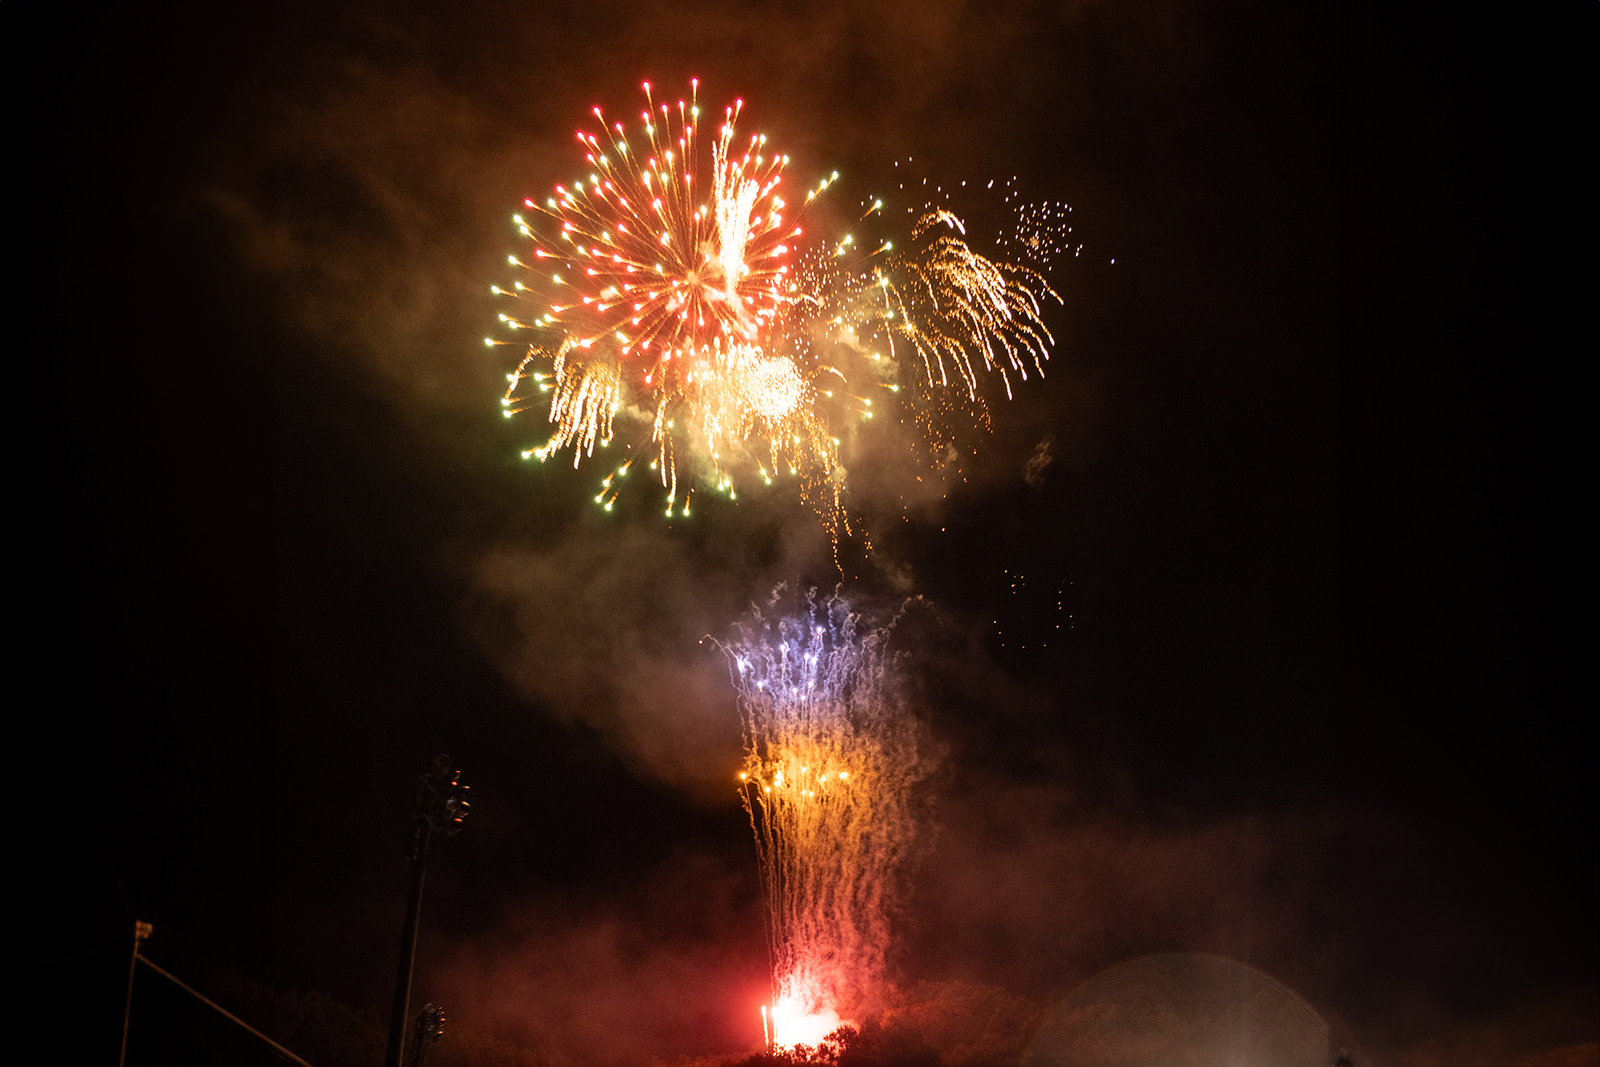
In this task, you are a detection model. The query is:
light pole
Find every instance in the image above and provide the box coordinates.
[118,921,153,1067]
[411,1003,446,1067]
[384,755,469,1067]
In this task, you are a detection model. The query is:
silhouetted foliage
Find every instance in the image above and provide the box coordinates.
[204,977,549,1067]
[214,975,386,1067]
[728,1019,941,1067]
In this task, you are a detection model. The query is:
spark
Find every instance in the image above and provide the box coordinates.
[994,198,1083,264]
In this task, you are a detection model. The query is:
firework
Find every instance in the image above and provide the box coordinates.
[724,593,924,1047]
[492,80,848,520]
[878,210,1058,401]
[491,84,1065,537]
[996,197,1082,266]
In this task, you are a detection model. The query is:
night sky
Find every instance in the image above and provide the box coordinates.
[21,2,1595,1065]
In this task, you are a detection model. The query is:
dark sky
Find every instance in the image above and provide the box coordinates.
[20,2,1595,1065]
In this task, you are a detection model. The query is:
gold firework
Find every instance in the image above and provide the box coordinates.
[877,210,1060,402]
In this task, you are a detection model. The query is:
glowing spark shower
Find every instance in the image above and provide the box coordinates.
[878,209,1057,401]
[724,593,925,1048]
[490,82,1065,538]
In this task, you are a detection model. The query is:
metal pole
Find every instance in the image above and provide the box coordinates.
[135,955,319,1067]
[118,921,152,1067]
[383,755,467,1067]
[384,822,431,1067]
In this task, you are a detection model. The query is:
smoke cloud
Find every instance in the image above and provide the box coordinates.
[466,524,788,792]
[177,7,1592,1066]
[1022,435,1056,487]
[426,849,770,1067]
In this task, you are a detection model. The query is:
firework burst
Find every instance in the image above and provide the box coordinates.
[491,84,1065,541]
[492,80,846,521]
[879,209,1058,401]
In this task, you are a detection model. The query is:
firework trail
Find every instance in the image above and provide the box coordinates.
[490,83,1063,541]
[723,592,925,1047]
